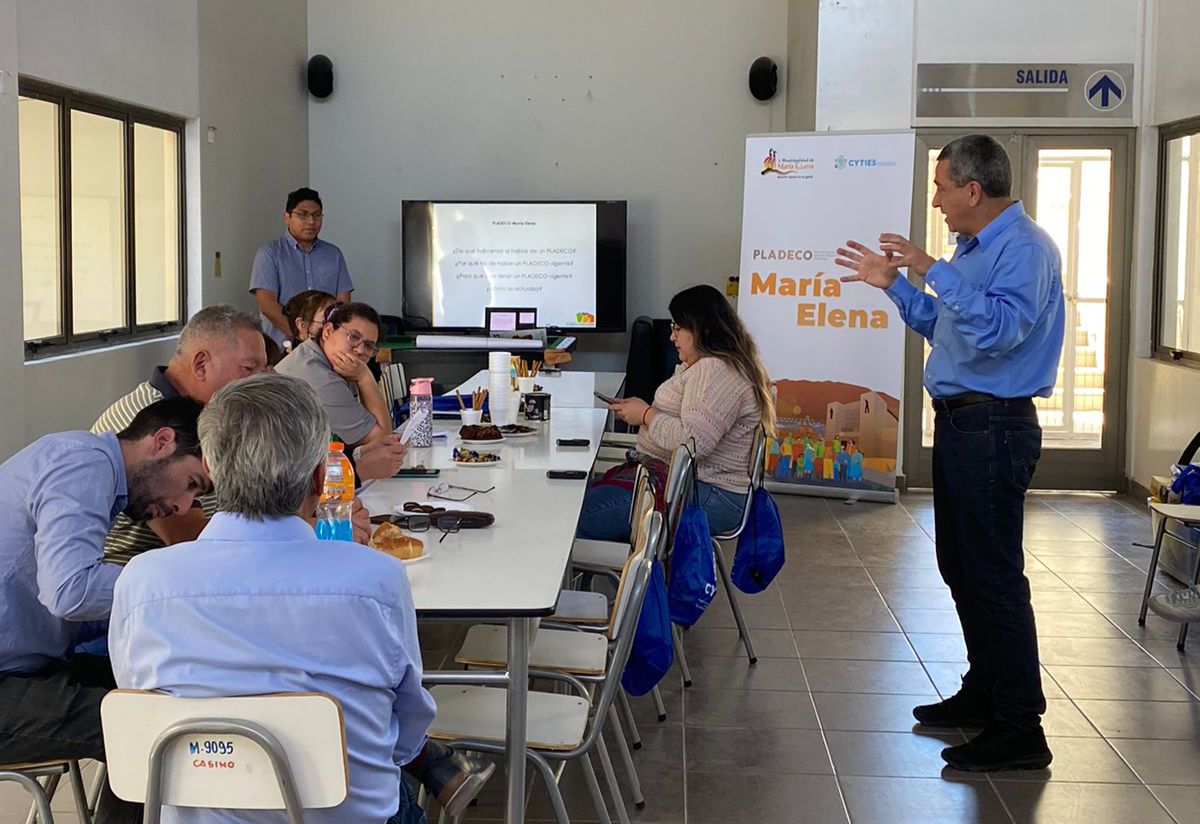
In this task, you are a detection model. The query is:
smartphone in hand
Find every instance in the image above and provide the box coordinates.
[594,391,622,404]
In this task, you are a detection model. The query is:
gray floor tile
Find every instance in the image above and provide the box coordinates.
[1076,698,1200,739]
[784,603,903,633]
[994,781,1176,824]
[792,630,917,661]
[686,772,847,824]
[839,776,1010,824]
[1032,610,1124,637]
[684,688,820,729]
[812,692,932,733]
[865,566,950,589]
[824,729,972,779]
[681,627,798,659]
[802,659,937,695]
[1029,588,1105,613]
[684,727,833,775]
[1042,698,1103,737]
[906,632,967,662]
[1024,538,1117,557]
[877,585,957,610]
[892,607,963,634]
[695,599,792,630]
[1036,637,1163,667]
[683,655,810,692]
[1109,738,1200,785]
[1037,554,1145,574]
[1148,785,1200,824]
[1045,665,1199,701]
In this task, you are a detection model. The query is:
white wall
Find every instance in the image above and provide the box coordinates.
[308,0,788,369]
[1126,0,1200,490]
[0,0,199,455]
[198,0,309,313]
[0,0,308,457]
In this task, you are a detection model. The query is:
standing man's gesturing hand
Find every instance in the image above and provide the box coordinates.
[878,234,937,277]
[835,240,901,289]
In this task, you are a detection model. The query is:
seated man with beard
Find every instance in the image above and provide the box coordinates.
[0,397,208,823]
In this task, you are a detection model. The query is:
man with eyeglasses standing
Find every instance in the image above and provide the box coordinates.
[251,187,353,345]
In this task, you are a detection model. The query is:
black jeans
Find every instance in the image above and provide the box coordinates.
[0,655,141,823]
[932,398,1046,729]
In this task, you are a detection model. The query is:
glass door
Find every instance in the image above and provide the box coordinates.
[903,131,1131,490]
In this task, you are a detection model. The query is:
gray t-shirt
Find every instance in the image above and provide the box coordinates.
[275,338,377,445]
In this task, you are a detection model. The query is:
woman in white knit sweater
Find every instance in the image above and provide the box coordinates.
[577,284,776,540]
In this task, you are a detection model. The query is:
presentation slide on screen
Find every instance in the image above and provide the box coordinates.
[431,203,597,328]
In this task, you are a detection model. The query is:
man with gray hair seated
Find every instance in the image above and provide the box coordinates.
[92,304,269,561]
[109,373,492,823]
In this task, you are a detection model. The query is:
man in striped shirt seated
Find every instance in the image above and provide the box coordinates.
[91,305,269,562]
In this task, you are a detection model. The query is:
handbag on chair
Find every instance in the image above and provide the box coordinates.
[621,558,674,696]
[666,448,718,627]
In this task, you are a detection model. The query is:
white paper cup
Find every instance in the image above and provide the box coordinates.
[460,409,483,426]
[517,376,536,394]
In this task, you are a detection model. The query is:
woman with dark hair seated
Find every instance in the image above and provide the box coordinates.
[276,301,406,481]
[578,284,776,540]
[282,289,337,353]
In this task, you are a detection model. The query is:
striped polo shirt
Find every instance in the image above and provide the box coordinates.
[91,367,219,564]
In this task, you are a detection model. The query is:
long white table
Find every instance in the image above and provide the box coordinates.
[363,379,613,824]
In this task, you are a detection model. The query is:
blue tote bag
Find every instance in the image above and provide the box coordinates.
[731,487,786,594]
[667,456,718,627]
[621,558,674,696]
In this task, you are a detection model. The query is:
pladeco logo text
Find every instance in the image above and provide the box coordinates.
[833,155,898,170]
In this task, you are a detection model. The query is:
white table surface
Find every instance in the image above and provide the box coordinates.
[450,369,624,409]
[360,407,608,616]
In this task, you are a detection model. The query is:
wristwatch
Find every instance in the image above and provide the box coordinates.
[352,446,365,463]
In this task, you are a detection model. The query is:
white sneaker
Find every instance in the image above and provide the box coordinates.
[1148,585,1200,623]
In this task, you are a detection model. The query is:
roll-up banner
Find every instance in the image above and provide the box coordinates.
[737,132,916,502]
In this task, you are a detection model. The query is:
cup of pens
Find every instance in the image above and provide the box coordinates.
[458,388,486,426]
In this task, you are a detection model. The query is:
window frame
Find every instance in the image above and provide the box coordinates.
[1153,114,1200,368]
[19,77,187,358]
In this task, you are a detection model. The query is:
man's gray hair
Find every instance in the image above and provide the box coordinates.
[198,373,331,520]
[176,305,260,357]
[937,134,1012,199]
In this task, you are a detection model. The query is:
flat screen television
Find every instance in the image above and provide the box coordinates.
[402,200,627,333]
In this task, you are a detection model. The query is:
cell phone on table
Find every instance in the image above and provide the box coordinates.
[547,470,588,480]
[394,467,441,478]
[593,391,622,405]
[556,438,590,447]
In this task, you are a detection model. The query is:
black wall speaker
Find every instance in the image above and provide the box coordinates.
[748,56,778,102]
[308,54,334,99]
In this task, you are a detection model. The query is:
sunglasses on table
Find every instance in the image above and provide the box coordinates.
[427,482,495,502]
[370,508,496,543]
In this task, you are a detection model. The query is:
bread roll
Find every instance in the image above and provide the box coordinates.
[369,522,425,560]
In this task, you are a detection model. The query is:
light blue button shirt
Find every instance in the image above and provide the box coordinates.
[110,513,435,824]
[250,233,353,343]
[0,432,126,674]
[886,201,1066,399]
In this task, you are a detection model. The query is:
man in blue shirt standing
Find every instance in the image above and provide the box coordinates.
[0,397,207,823]
[836,134,1064,772]
[251,187,353,344]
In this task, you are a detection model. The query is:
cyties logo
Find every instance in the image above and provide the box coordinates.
[833,155,897,170]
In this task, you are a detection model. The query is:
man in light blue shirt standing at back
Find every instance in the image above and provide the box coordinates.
[251,187,353,344]
[836,134,1064,773]
[110,373,440,824]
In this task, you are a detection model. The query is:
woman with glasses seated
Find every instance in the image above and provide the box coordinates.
[276,301,406,480]
[578,284,776,540]
[281,289,336,354]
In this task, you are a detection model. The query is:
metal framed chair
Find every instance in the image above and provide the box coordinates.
[426,512,662,824]
[100,692,349,824]
[706,425,769,665]
[1139,501,1200,651]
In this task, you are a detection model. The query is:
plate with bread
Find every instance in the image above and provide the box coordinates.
[368,523,428,565]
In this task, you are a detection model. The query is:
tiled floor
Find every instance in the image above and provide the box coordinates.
[4,492,1199,823]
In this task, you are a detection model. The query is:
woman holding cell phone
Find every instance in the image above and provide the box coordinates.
[578,284,776,540]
